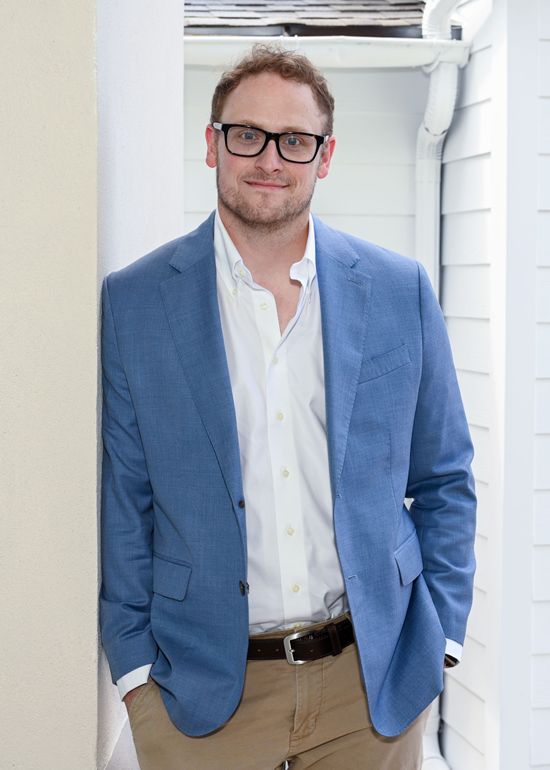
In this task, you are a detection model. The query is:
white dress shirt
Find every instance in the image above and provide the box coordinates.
[115,212,461,699]
[214,211,347,633]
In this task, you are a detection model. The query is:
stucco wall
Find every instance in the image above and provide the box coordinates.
[0,2,99,768]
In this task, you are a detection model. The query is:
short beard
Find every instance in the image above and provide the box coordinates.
[216,167,316,235]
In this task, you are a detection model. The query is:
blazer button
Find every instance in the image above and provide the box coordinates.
[238,499,245,509]
[239,580,249,596]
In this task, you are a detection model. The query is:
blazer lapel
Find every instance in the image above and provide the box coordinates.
[159,214,371,531]
[314,217,372,501]
[159,215,244,533]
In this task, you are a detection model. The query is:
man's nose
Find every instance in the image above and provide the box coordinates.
[254,137,283,173]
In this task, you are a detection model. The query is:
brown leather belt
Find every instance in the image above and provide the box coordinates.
[247,617,354,665]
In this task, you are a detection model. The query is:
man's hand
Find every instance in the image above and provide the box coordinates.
[123,683,147,710]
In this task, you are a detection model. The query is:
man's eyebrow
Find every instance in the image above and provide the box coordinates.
[235,120,313,134]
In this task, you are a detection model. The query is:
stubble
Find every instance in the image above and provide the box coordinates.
[216,167,317,235]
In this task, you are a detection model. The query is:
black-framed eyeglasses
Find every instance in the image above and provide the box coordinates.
[212,122,329,164]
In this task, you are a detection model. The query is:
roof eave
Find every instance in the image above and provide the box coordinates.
[183,34,470,69]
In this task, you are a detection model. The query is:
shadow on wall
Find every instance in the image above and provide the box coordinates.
[106,721,139,770]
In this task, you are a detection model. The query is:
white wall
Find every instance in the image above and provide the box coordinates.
[96,2,185,767]
[0,2,98,768]
[440,0,550,767]
[184,59,429,259]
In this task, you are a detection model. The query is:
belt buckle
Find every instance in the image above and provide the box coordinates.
[283,628,312,665]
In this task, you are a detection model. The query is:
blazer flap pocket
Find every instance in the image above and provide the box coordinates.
[394,531,423,585]
[153,553,192,600]
[358,343,410,384]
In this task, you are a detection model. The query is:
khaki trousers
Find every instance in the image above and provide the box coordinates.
[128,623,428,770]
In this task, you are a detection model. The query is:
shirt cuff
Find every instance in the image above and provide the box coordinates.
[445,638,463,663]
[116,664,153,701]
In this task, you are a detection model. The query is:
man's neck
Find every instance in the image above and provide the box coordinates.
[217,204,310,280]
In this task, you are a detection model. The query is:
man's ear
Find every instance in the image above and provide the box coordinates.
[205,124,218,168]
[316,135,336,180]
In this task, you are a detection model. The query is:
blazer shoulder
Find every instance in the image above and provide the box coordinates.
[104,213,215,294]
[344,231,419,277]
[314,216,420,284]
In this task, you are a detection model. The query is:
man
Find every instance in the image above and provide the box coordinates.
[100,44,476,769]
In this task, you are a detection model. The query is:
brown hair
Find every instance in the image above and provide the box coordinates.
[210,43,335,135]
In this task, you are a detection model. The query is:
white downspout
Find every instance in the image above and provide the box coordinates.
[415,60,458,294]
[418,4,464,769]
[423,0,461,41]
[416,0,462,291]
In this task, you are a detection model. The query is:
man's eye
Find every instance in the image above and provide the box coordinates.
[240,131,259,142]
[284,134,302,147]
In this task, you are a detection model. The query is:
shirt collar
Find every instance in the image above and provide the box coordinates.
[214,208,317,292]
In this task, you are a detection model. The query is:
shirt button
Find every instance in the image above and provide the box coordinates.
[292,584,300,593]
[282,468,290,478]
[273,356,279,365]
[287,526,295,536]
[276,411,285,421]
[259,301,269,310]
[232,288,237,296]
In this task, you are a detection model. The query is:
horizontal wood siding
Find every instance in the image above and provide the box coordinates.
[537,212,550,264]
[467,586,488,646]
[439,9,493,766]
[456,370,490,429]
[532,709,550,767]
[441,210,490,266]
[440,264,490,319]
[441,676,485,753]
[473,478,489,537]
[446,635,487,701]
[533,601,550,654]
[535,491,550,544]
[445,317,490,373]
[441,155,491,214]
[442,726,486,770]
[534,3,550,764]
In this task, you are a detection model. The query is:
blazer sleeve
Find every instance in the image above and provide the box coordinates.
[405,262,477,646]
[99,275,158,683]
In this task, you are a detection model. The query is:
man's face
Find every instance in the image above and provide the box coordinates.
[205,72,336,231]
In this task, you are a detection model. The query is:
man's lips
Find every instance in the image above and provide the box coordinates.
[244,180,289,190]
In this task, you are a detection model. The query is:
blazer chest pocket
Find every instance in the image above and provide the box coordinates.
[358,342,411,385]
[153,553,192,600]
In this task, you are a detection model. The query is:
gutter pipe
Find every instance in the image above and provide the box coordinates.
[423,0,462,40]
[415,0,464,294]
[418,10,465,768]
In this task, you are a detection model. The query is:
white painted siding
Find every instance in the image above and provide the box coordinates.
[532,1,550,765]
[184,62,428,258]
[440,3,488,767]
[441,1,550,767]
[439,16,493,758]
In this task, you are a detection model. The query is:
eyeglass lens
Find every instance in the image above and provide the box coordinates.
[226,126,318,162]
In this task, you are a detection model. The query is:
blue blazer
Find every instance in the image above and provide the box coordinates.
[100,213,476,738]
